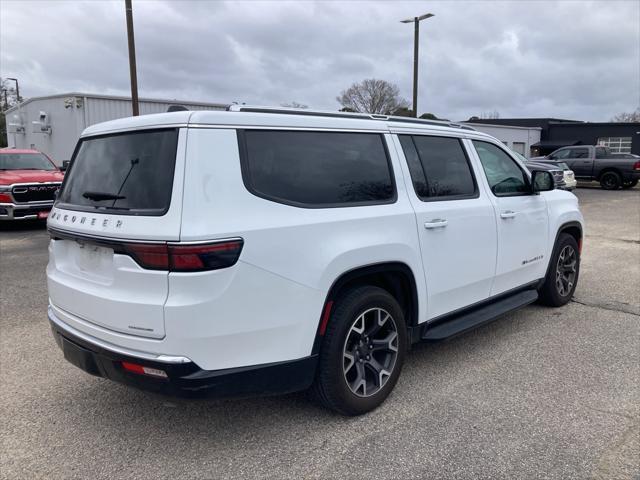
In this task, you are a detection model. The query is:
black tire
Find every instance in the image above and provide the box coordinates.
[538,233,580,307]
[599,171,622,190]
[622,179,638,189]
[312,286,407,416]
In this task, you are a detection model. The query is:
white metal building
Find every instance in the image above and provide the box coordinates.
[461,122,541,158]
[4,93,228,164]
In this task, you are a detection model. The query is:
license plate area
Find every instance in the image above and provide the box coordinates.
[37,211,49,219]
[72,241,114,276]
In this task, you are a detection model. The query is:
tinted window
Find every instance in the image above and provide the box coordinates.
[472,140,529,196]
[399,135,476,199]
[595,147,608,159]
[57,129,178,215]
[569,148,589,159]
[550,149,571,160]
[239,130,394,207]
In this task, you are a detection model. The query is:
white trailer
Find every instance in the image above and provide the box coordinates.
[4,93,228,165]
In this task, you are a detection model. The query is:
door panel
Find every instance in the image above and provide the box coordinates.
[416,199,498,318]
[469,139,549,295]
[392,134,497,320]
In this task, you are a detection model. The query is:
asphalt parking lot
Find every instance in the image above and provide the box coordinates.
[1,186,638,480]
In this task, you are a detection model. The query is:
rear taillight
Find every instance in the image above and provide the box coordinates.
[633,161,640,171]
[121,239,243,272]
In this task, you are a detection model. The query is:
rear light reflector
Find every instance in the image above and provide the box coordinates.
[121,361,168,378]
[119,239,243,272]
[633,161,640,171]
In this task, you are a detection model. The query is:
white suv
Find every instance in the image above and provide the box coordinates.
[46,107,584,415]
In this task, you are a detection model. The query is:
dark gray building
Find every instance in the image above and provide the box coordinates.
[467,118,640,156]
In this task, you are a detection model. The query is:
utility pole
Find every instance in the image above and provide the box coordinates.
[125,0,139,116]
[400,13,434,118]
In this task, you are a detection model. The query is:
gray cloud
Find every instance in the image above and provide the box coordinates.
[1,0,638,121]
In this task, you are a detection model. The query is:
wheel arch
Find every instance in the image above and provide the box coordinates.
[311,262,419,355]
[597,167,623,181]
[542,221,583,282]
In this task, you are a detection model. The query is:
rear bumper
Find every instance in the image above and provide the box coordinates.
[0,202,52,220]
[49,308,318,398]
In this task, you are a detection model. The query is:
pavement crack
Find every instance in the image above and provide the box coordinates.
[585,234,640,245]
[571,298,640,317]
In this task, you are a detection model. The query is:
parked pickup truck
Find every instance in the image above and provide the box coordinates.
[533,145,640,190]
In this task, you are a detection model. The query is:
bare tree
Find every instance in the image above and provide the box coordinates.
[337,79,409,115]
[1,78,20,111]
[611,108,640,122]
[281,101,308,109]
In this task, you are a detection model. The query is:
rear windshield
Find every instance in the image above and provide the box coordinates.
[57,129,178,215]
[0,153,56,171]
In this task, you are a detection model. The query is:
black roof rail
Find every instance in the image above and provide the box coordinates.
[228,105,476,131]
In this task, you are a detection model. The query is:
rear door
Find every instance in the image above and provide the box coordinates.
[394,134,497,319]
[469,140,549,295]
[47,128,186,339]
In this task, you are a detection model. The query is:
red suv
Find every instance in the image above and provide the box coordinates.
[0,149,64,221]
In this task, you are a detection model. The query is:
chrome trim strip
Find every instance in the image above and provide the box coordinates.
[47,226,167,244]
[48,306,192,364]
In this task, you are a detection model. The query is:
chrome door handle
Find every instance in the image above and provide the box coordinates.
[424,219,448,229]
[500,210,517,219]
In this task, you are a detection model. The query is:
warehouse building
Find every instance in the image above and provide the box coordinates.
[4,93,228,165]
[467,118,640,157]
[460,122,541,158]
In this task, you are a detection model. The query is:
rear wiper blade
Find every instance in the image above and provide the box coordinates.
[82,191,126,201]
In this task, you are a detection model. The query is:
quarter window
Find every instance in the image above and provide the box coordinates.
[238,130,395,207]
[472,140,529,196]
[398,135,477,200]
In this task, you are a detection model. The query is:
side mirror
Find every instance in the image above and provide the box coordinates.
[531,170,554,193]
[60,160,69,172]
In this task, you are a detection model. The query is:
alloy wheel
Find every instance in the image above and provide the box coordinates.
[342,308,398,397]
[555,245,577,297]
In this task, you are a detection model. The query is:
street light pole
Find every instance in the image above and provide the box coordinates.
[401,13,434,118]
[125,0,139,116]
[6,77,20,104]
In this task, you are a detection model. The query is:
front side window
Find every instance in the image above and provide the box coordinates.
[238,130,395,207]
[57,129,179,215]
[0,153,56,171]
[472,140,529,196]
[399,135,476,200]
[550,149,571,160]
[568,148,589,159]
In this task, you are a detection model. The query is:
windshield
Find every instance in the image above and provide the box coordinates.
[56,129,178,215]
[0,153,56,171]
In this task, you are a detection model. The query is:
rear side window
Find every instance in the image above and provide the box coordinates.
[238,130,395,207]
[57,129,178,215]
[398,135,477,200]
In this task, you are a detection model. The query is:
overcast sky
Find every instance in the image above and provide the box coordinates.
[1,0,638,121]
